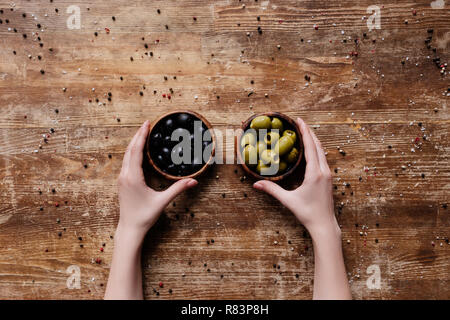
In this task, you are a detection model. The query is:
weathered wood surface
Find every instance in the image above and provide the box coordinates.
[0,0,449,300]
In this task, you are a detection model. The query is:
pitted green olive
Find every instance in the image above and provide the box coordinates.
[241,132,256,148]
[271,117,284,131]
[256,160,269,174]
[274,135,294,156]
[284,147,299,164]
[263,131,280,146]
[250,116,271,130]
[270,150,280,165]
[256,141,267,155]
[243,145,258,166]
[283,130,296,143]
[260,149,273,165]
[279,160,288,173]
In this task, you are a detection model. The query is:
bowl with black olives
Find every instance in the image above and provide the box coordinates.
[236,112,303,181]
[146,110,216,180]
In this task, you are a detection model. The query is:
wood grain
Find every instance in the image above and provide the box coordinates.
[0,0,448,299]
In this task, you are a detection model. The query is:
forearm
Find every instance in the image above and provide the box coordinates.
[309,223,352,300]
[104,225,145,300]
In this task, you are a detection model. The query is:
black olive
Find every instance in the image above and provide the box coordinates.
[167,163,177,175]
[171,145,184,162]
[156,154,165,167]
[162,117,174,133]
[175,113,193,128]
[192,155,203,166]
[149,113,211,177]
[150,132,162,148]
[172,128,190,143]
[161,147,171,162]
[178,164,188,176]
[203,142,213,159]
[163,135,175,147]
[202,141,212,150]
[195,124,206,136]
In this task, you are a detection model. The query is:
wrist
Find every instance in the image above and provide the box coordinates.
[306,220,342,244]
[114,222,146,249]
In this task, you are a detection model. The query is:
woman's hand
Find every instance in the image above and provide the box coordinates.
[105,120,197,300]
[253,117,351,300]
[117,120,198,240]
[253,118,339,238]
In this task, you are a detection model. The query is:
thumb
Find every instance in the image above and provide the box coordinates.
[162,178,198,203]
[253,180,288,202]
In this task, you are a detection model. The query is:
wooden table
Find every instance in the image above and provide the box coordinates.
[0,0,448,300]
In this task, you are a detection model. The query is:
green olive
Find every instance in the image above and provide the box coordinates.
[256,160,269,174]
[279,160,288,172]
[241,132,256,148]
[284,147,299,164]
[243,145,258,166]
[283,130,296,143]
[271,117,284,131]
[256,141,267,155]
[250,115,271,130]
[263,131,280,146]
[260,149,272,165]
[274,135,294,156]
[269,150,280,165]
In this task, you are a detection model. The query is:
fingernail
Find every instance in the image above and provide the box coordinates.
[253,182,263,190]
[187,179,198,187]
[143,120,149,127]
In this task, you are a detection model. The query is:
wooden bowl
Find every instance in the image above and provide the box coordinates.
[236,112,303,181]
[146,110,216,180]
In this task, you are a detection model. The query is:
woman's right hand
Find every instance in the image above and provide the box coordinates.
[253,118,340,239]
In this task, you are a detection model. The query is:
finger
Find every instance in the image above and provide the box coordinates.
[162,179,198,204]
[129,120,150,170]
[121,123,144,172]
[253,180,289,204]
[296,118,320,175]
[309,128,331,174]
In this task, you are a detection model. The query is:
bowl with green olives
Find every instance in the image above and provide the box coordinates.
[146,110,216,180]
[236,112,303,181]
